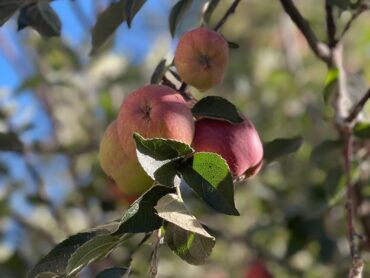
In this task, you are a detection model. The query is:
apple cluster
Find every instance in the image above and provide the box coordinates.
[99,27,264,203]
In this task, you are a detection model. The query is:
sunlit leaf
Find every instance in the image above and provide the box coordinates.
[66,235,121,276]
[179,152,239,215]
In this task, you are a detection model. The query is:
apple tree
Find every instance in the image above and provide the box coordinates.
[0,1,369,277]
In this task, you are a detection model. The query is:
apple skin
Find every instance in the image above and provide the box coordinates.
[108,179,140,207]
[245,262,274,278]
[174,27,229,91]
[192,117,263,178]
[117,84,195,159]
[99,121,153,196]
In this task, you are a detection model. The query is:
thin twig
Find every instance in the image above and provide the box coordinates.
[279,0,331,65]
[214,0,242,32]
[148,229,162,278]
[339,6,367,42]
[345,88,370,123]
[325,0,337,47]
[343,133,356,259]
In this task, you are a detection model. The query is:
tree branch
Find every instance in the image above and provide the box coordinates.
[214,0,242,31]
[279,0,331,65]
[325,0,337,47]
[345,88,370,123]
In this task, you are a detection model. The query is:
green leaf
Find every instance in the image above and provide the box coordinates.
[154,160,180,187]
[191,96,243,123]
[91,0,146,55]
[202,0,220,24]
[155,194,215,239]
[125,0,147,28]
[310,140,342,165]
[169,0,193,37]
[150,59,167,84]
[326,165,346,207]
[263,136,303,162]
[0,0,22,26]
[323,68,338,103]
[227,41,240,49]
[112,185,176,235]
[0,132,23,152]
[353,122,370,138]
[66,235,121,276]
[133,133,193,179]
[164,222,215,265]
[179,152,239,216]
[18,1,61,37]
[91,1,125,55]
[95,267,130,278]
[28,232,98,278]
[16,75,46,93]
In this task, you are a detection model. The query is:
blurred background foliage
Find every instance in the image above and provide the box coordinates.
[0,0,370,277]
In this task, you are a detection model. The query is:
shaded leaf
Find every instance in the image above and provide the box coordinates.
[353,122,370,138]
[125,0,147,28]
[91,0,125,55]
[150,59,167,84]
[18,2,61,37]
[154,160,180,187]
[227,41,240,49]
[112,185,176,235]
[263,136,303,162]
[16,75,46,93]
[66,235,121,276]
[95,267,130,278]
[191,96,243,123]
[0,0,22,26]
[169,0,193,37]
[155,194,214,239]
[202,0,220,24]
[179,152,239,215]
[91,0,146,55]
[310,140,342,165]
[0,132,23,152]
[325,165,346,207]
[164,222,215,265]
[133,133,193,179]
[28,233,98,278]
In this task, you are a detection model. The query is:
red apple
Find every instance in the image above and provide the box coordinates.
[245,262,274,278]
[174,27,229,91]
[109,179,140,206]
[117,84,195,159]
[99,121,153,195]
[192,117,263,178]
